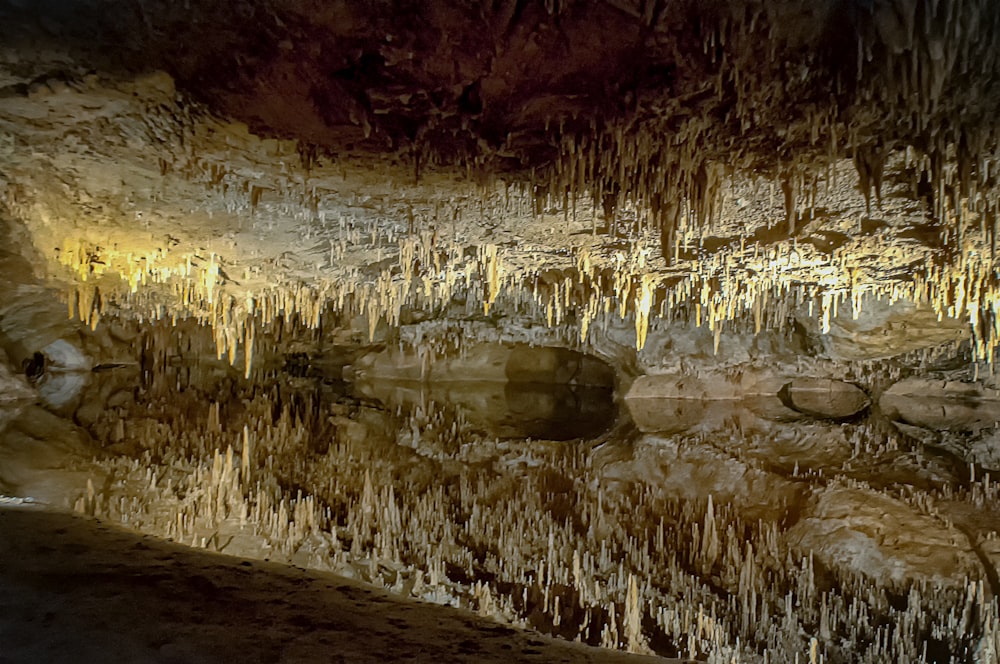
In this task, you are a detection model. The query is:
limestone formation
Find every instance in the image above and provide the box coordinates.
[881,379,1000,432]
[2,1,1000,662]
[777,378,870,420]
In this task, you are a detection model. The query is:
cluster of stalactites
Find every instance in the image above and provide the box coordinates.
[59,201,1000,371]
[534,121,1000,275]
[504,0,1000,272]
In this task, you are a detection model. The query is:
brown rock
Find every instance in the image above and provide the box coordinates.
[777,378,869,419]
[797,297,968,361]
[787,486,981,587]
[880,379,1000,432]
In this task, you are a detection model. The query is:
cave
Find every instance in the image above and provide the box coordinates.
[2,1,1000,662]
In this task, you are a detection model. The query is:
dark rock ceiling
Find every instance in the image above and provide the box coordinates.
[2,0,1000,258]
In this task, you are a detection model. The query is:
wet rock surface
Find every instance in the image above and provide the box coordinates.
[777,378,870,420]
[0,348,33,404]
[0,404,98,504]
[625,371,870,429]
[0,506,667,664]
[881,379,1000,433]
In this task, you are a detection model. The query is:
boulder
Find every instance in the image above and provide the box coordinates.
[0,284,79,367]
[777,378,869,419]
[0,405,99,505]
[626,373,741,402]
[351,342,613,386]
[0,348,33,403]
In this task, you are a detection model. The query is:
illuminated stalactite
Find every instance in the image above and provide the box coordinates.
[5,1,1000,660]
[52,189,1000,367]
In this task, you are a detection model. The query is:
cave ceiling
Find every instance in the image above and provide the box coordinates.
[1,0,999,367]
[7,0,999,221]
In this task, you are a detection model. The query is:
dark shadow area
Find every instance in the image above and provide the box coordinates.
[0,506,657,664]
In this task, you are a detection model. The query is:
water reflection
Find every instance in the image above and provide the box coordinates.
[17,314,1000,662]
[352,379,616,441]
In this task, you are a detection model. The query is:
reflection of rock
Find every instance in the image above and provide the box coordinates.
[880,379,1000,432]
[742,394,803,421]
[596,434,803,522]
[504,383,615,440]
[0,349,33,404]
[625,396,709,435]
[969,429,1000,471]
[620,405,873,478]
[352,380,615,441]
[38,371,88,409]
[890,420,940,445]
[350,343,614,387]
[628,396,807,434]
[740,424,854,472]
[0,405,99,505]
[893,410,1000,471]
[0,350,33,442]
[777,378,869,419]
[796,296,968,361]
[787,485,980,587]
[625,372,868,432]
[880,378,1000,469]
[0,283,80,367]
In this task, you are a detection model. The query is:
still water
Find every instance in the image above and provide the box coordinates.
[21,315,1000,663]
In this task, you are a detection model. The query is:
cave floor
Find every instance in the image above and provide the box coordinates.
[0,504,670,664]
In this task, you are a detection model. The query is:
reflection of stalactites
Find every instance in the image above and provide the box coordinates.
[241,424,251,485]
[781,168,799,235]
[853,142,887,216]
[624,573,649,654]
[700,495,719,575]
[244,318,255,380]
